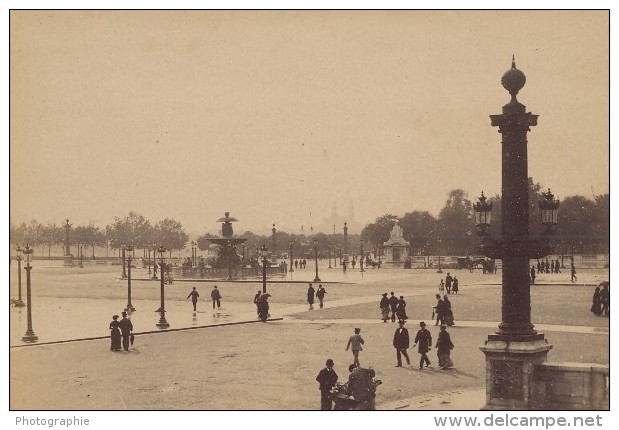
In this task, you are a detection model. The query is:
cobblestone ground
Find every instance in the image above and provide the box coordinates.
[8,262,609,410]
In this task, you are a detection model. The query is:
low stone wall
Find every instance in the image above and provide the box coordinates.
[531,362,609,410]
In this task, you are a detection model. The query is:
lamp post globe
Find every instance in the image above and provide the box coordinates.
[13,246,25,307]
[156,245,169,329]
[313,239,321,282]
[125,245,136,312]
[21,245,38,343]
[260,245,268,293]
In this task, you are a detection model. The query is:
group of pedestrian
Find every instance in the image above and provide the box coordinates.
[307,283,327,309]
[379,292,408,323]
[433,294,455,326]
[536,258,562,274]
[316,360,381,410]
[108,311,133,352]
[591,283,609,317]
[185,285,222,311]
[294,259,308,269]
[443,273,459,295]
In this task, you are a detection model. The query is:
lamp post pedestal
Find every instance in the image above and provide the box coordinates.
[313,242,321,282]
[156,258,169,329]
[21,264,38,343]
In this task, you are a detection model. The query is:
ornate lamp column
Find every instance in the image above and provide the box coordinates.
[21,245,38,343]
[125,245,136,312]
[260,245,268,293]
[156,245,169,328]
[478,58,557,410]
[313,239,321,282]
[13,246,25,307]
[436,238,443,274]
[289,240,294,273]
[121,244,127,279]
[359,239,365,272]
[151,242,158,280]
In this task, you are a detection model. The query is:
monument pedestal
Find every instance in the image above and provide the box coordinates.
[480,333,552,410]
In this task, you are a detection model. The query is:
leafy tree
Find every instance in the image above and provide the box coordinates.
[154,218,189,257]
[360,214,399,247]
[105,211,153,251]
[39,222,64,257]
[399,211,437,255]
[437,189,474,255]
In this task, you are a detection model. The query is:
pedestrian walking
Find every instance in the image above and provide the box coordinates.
[435,324,454,370]
[591,286,602,316]
[530,266,536,284]
[555,259,561,273]
[537,260,542,274]
[186,286,200,311]
[452,276,459,294]
[118,311,133,352]
[445,273,453,294]
[295,259,298,269]
[433,294,447,326]
[211,285,222,309]
[109,315,121,352]
[345,328,365,367]
[443,295,455,326]
[413,321,432,370]
[351,259,356,270]
[545,259,550,274]
[396,296,408,321]
[346,365,378,410]
[388,292,399,322]
[393,320,411,367]
[316,359,338,410]
[600,284,609,317]
[253,290,262,316]
[307,283,315,310]
[571,263,577,283]
[379,293,390,322]
[316,284,327,309]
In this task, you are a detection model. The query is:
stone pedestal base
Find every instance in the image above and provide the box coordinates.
[480,333,552,410]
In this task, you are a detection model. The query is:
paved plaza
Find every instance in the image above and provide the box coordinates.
[9,261,609,410]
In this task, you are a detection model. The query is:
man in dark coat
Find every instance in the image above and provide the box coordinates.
[316,284,327,309]
[253,290,262,316]
[393,320,411,367]
[307,283,315,310]
[445,273,453,294]
[118,311,133,352]
[434,294,447,326]
[316,358,338,410]
[211,286,222,309]
[388,292,399,322]
[186,287,200,311]
[530,266,536,284]
[413,321,432,370]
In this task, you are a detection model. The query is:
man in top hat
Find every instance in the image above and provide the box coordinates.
[118,311,133,352]
[413,321,432,370]
[393,319,411,367]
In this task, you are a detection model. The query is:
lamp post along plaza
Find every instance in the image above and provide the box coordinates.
[151,242,158,280]
[313,239,321,282]
[328,247,332,269]
[13,246,25,307]
[125,245,136,312]
[121,244,127,279]
[360,239,365,272]
[21,245,38,343]
[477,58,559,410]
[156,246,170,328]
[289,240,294,273]
[260,245,268,293]
[436,238,443,274]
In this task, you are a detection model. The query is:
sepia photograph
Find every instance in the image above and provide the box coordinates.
[6,5,611,423]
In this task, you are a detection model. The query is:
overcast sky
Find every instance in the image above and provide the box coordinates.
[9,10,609,236]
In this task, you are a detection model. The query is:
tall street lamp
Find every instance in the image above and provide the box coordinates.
[360,239,365,272]
[121,244,128,279]
[477,58,559,409]
[21,245,38,343]
[260,245,268,293]
[125,245,136,312]
[190,241,197,267]
[339,242,343,266]
[13,246,25,307]
[313,239,321,282]
[79,244,84,268]
[436,237,443,274]
[328,246,332,269]
[289,240,294,273]
[151,242,158,280]
[156,245,170,329]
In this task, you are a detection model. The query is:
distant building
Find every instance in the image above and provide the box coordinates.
[315,201,363,234]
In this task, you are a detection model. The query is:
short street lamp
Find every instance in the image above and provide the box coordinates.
[436,238,443,274]
[151,242,158,280]
[328,247,332,269]
[156,246,169,329]
[360,239,365,272]
[13,246,25,307]
[539,188,560,233]
[21,245,38,343]
[260,245,268,293]
[313,239,321,282]
[191,240,197,267]
[473,191,493,237]
[125,245,136,312]
[121,244,128,279]
[289,240,294,273]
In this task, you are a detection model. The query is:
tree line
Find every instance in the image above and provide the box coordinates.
[10,179,608,259]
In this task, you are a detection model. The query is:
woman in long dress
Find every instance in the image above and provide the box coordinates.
[591,286,602,316]
[436,325,454,369]
[109,315,121,351]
